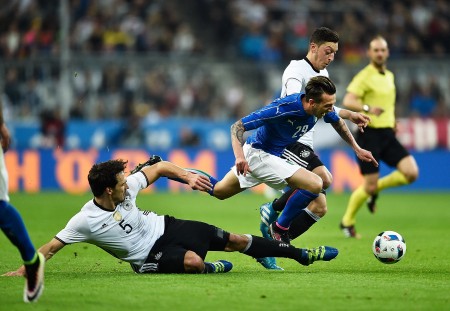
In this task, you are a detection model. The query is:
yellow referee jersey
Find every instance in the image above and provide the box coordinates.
[347,64,396,128]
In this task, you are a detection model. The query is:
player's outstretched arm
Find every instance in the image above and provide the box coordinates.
[3,238,65,277]
[331,119,378,167]
[140,161,212,192]
[331,118,359,149]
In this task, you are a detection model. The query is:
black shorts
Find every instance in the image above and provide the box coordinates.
[132,216,230,274]
[356,127,410,175]
[281,142,323,171]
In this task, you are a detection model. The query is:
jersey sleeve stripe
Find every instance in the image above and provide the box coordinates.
[54,236,69,245]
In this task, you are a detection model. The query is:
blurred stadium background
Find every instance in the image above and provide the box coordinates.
[1,0,449,193]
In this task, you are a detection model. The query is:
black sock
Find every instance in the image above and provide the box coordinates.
[272,189,295,213]
[241,235,306,262]
[288,211,318,240]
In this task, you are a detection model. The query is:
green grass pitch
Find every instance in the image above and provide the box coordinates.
[1,191,449,310]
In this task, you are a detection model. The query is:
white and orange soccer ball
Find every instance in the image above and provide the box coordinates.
[372,231,406,264]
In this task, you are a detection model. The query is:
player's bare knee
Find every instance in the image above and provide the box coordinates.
[184,251,204,273]
[404,169,419,183]
[399,156,419,184]
[317,172,332,189]
[365,184,378,195]
[308,198,327,217]
[319,206,327,217]
[309,176,323,194]
[409,172,418,183]
[225,233,248,251]
[314,204,327,217]
[322,175,332,190]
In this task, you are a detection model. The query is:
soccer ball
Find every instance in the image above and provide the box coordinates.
[372,231,406,264]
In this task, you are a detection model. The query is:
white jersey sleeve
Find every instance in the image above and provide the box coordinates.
[127,171,148,192]
[56,212,91,244]
[280,59,329,149]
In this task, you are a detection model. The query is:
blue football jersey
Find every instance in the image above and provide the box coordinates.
[242,93,339,156]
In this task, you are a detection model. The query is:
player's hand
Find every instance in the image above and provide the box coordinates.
[349,111,370,132]
[355,148,379,167]
[2,266,25,277]
[235,156,251,176]
[186,173,212,192]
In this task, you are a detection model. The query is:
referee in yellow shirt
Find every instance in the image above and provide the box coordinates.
[340,36,419,238]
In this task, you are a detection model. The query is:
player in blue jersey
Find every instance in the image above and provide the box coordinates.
[258,27,347,270]
[0,99,45,303]
[210,76,378,244]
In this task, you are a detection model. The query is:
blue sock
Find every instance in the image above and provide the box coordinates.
[0,200,36,262]
[277,189,319,228]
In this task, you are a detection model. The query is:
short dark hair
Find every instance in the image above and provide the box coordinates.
[88,159,128,197]
[310,27,339,46]
[305,76,336,103]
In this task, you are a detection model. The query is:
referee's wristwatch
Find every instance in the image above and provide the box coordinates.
[362,104,370,113]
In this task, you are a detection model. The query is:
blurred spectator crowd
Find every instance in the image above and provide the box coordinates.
[1,0,448,60]
[0,0,449,149]
[216,0,450,62]
[0,0,202,58]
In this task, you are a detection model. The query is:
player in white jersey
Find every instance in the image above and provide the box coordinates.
[5,157,341,276]
[0,99,45,302]
[258,27,371,269]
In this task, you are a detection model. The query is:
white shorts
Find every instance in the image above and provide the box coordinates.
[232,143,302,191]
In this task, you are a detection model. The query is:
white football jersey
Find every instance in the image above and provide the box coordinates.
[280,59,329,149]
[56,172,165,266]
[0,148,9,202]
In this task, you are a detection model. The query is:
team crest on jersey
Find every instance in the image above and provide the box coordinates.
[300,150,310,158]
[122,198,133,211]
